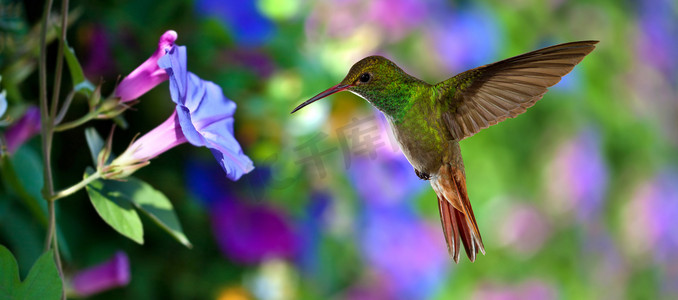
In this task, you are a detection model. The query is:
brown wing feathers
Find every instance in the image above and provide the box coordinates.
[442,40,598,141]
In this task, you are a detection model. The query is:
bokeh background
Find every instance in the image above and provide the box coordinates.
[1,0,678,299]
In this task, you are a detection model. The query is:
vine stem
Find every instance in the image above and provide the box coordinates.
[50,171,102,201]
[39,0,69,298]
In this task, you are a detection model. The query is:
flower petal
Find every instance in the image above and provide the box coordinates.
[115,30,177,102]
[158,44,254,180]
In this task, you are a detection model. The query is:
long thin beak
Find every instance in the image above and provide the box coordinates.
[290,84,349,114]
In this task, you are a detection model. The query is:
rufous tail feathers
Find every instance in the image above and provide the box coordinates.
[431,162,485,263]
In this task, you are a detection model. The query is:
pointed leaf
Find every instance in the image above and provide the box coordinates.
[0,245,62,300]
[63,42,95,96]
[16,250,62,300]
[0,148,47,225]
[0,244,21,298]
[85,169,144,244]
[84,127,104,166]
[100,177,191,248]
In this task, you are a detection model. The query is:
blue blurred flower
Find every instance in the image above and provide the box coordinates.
[546,128,609,222]
[71,251,130,297]
[359,205,449,299]
[158,43,254,180]
[4,106,40,154]
[348,114,427,206]
[636,0,678,80]
[430,5,501,73]
[0,85,6,118]
[196,0,275,47]
[115,30,177,103]
[211,196,298,264]
[295,190,331,275]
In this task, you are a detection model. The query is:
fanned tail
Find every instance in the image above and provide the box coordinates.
[431,162,485,263]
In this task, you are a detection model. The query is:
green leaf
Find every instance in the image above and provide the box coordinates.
[63,41,95,96]
[0,245,62,300]
[0,149,72,261]
[0,148,47,226]
[84,127,104,166]
[0,244,21,298]
[85,169,144,244]
[95,177,191,248]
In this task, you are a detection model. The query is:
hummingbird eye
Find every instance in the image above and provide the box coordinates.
[359,73,371,83]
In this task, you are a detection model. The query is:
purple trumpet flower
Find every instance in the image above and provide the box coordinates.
[71,251,130,297]
[110,31,253,180]
[157,44,254,180]
[115,30,177,102]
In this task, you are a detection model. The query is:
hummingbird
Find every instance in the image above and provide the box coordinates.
[291,41,598,262]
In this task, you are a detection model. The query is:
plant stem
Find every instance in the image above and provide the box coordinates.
[39,0,54,252]
[39,0,68,298]
[51,171,102,201]
[53,110,97,132]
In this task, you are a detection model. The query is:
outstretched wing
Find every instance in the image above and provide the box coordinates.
[439,40,598,141]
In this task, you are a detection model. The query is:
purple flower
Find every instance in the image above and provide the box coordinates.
[211,197,297,264]
[71,251,130,297]
[110,32,253,180]
[158,44,254,180]
[359,206,449,299]
[430,5,502,73]
[115,30,177,102]
[366,0,429,41]
[4,106,41,154]
[545,128,608,222]
[82,25,116,79]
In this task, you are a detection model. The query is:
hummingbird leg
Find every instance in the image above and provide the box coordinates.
[414,169,431,180]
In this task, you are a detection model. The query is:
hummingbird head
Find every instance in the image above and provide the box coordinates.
[291,56,425,119]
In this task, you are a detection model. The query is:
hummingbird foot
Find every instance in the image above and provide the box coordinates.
[414,169,431,180]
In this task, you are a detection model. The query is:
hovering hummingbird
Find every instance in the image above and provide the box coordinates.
[291,41,598,262]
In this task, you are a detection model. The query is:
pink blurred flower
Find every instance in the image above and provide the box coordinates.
[623,169,678,263]
[71,251,130,297]
[472,280,558,300]
[115,30,177,102]
[496,203,551,255]
[4,106,41,154]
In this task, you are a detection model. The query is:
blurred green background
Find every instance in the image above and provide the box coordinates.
[1,0,678,299]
